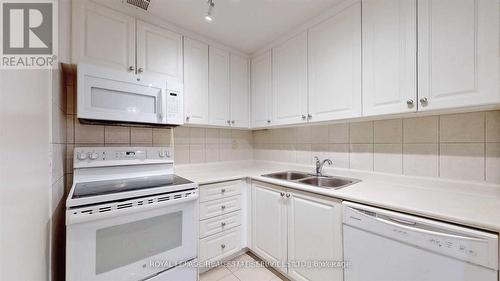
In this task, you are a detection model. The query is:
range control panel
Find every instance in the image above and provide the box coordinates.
[74,147,172,166]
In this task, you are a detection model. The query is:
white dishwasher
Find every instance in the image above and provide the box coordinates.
[342,202,499,281]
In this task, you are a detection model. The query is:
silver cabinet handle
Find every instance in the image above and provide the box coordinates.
[406,99,414,106]
[301,115,306,120]
[221,205,226,210]
[227,120,231,124]
[307,114,312,119]
[221,244,226,249]
[267,120,271,124]
[221,188,226,193]
[419,97,428,104]
[231,120,235,124]
[185,116,190,122]
[280,192,285,197]
[221,222,226,227]
[128,66,135,72]
[138,67,144,73]
[286,193,291,198]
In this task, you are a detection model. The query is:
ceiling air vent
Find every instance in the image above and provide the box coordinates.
[125,0,151,11]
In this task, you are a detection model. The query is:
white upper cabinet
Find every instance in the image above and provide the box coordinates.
[183,38,209,125]
[362,0,417,116]
[136,20,183,81]
[209,47,231,126]
[417,0,500,111]
[230,54,250,128]
[308,2,362,122]
[73,0,135,72]
[251,51,273,128]
[272,32,309,125]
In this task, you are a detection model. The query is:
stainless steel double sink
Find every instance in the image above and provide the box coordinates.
[261,171,360,190]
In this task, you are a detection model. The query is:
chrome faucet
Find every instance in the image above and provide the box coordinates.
[314,156,333,176]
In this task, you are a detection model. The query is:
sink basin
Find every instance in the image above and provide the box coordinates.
[261,171,361,190]
[262,171,311,181]
[297,176,360,189]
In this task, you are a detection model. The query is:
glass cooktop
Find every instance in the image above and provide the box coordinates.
[72,175,193,199]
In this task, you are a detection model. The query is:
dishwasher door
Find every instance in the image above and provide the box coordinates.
[342,202,498,281]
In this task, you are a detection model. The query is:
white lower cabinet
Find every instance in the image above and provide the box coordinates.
[251,181,343,281]
[251,182,288,274]
[198,181,245,268]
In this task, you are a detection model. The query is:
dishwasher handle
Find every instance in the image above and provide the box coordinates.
[346,206,483,241]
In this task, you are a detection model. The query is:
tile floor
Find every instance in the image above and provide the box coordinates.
[199,253,285,281]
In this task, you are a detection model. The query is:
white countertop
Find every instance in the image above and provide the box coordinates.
[175,160,500,233]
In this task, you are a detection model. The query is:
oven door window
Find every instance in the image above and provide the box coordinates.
[95,211,182,275]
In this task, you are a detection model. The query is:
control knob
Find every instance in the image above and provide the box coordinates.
[159,151,168,158]
[88,152,99,160]
[77,152,87,160]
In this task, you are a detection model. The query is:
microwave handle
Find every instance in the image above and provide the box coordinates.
[157,91,163,121]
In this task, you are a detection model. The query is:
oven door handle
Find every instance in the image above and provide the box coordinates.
[66,193,198,225]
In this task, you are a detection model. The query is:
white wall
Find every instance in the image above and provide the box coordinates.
[0,69,52,281]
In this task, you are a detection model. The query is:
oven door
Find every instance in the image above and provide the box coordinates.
[66,190,198,281]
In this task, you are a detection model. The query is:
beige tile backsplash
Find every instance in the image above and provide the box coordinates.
[254,110,500,184]
[61,72,499,185]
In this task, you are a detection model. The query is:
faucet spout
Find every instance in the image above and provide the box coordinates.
[314,156,333,176]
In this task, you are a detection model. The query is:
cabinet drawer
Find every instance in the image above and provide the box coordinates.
[199,211,241,238]
[199,227,242,262]
[200,181,242,203]
[199,195,241,220]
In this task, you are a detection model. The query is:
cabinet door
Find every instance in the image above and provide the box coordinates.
[136,20,183,80]
[183,38,209,124]
[251,51,273,128]
[418,0,500,111]
[209,47,231,126]
[251,183,288,274]
[287,191,343,281]
[230,54,250,128]
[308,2,362,122]
[272,32,308,125]
[72,0,135,72]
[362,0,417,116]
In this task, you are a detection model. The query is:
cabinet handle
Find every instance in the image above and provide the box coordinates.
[221,188,226,193]
[231,120,235,124]
[137,67,144,73]
[286,193,291,198]
[301,115,306,120]
[406,99,414,106]
[221,244,226,249]
[307,114,312,119]
[419,97,428,104]
[267,120,271,124]
[128,66,135,72]
[280,192,285,197]
[185,116,190,122]
[227,120,231,124]
[221,205,226,210]
[221,222,226,227]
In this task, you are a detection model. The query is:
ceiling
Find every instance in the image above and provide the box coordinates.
[121,0,344,54]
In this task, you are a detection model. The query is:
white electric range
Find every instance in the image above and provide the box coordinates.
[66,146,198,281]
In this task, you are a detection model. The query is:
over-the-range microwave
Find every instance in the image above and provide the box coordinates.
[77,63,183,126]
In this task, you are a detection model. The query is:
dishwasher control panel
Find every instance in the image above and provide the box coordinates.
[343,202,499,270]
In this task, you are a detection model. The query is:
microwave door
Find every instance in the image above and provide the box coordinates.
[79,76,165,124]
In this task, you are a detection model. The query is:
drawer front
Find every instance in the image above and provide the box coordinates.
[200,181,242,203]
[199,211,241,238]
[199,195,241,220]
[199,227,242,262]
